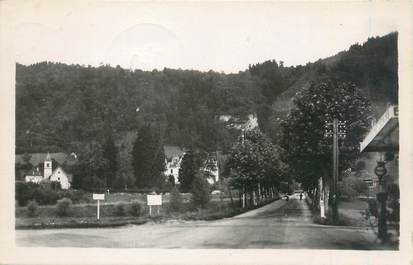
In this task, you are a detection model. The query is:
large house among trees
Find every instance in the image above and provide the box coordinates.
[163,145,187,184]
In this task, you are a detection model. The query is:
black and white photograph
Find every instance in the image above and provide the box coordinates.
[0,1,412,264]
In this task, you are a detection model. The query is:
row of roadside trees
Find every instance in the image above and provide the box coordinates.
[221,77,371,214]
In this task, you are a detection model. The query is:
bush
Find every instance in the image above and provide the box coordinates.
[33,187,60,205]
[50,181,62,190]
[368,199,378,218]
[168,187,183,212]
[62,189,91,204]
[338,176,368,200]
[115,202,126,216]
[56,197,72,216]
[16,182,36,206]
[191,172,211,208]
[27,200,39,217]
[129,200,142,217]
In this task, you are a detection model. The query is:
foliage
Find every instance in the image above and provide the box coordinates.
[333,33,398,104]
[27,200,39,217]
[56,197,72,216]
[337,176,368,200]
[129,200,142,217]
[387,183,399,222]
[368,199,378,218]
[168,187,183,212]
[178,150,205,192]
[16,182,36,206]
[50,181,61,190]
[15,63,260,154]
[226,128,286,194]
[115,202,127,216]
[71,141,109,190]
[32,185,60,205]
[102,133,119,188]
[280,78,371,190]
[191,171,211,208]
[131,125,165,188]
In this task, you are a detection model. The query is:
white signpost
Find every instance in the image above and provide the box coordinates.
[93,193,105,220]
[147,194,162,217]
[318,178,326,219]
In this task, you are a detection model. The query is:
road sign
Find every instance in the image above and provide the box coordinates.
[147,195,162,206]
[92,193,105,220]
[374,164,387,177]
[93,193,105,200]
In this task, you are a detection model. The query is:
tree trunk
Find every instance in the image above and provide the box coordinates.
[228,187,234,207]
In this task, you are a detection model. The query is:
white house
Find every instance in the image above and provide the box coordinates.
[218,113,259,131]
[202,156,219,185]
[25,168,43,184]
[164,145,186,184]
[49,166,71,189]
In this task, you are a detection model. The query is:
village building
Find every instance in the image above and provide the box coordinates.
[49,166,72,189]
[360,105,399,190]
[17,152,76,189]
[163,145,186,184]
[359,104,399,240]
[202,155,219,185]
[24,168,43,184]
[218,113,259,131]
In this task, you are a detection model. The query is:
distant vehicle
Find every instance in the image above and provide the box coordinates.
[211,190,221,195]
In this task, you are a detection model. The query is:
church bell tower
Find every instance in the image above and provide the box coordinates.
[44,152,53,179]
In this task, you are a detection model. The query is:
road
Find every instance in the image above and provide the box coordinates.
[16,197,380,249]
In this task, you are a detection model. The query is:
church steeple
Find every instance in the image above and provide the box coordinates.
[44,152,53,179]
[45,152,51,161]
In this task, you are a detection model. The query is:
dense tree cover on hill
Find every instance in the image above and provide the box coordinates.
[15,65,262,154]
[260,32,398,145]
[16,33,397,157]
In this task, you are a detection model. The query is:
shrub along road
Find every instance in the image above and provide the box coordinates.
[16,197,389,249]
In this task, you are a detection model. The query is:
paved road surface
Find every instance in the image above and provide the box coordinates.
[16,197,380,249]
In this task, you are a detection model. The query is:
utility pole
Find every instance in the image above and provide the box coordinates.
[324,119,346,224]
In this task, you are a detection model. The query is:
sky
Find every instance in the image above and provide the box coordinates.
[3,1,402,73]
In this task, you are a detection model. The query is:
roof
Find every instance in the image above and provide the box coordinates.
[26,169,42,177]
[163,145,186,159]
[360,105,399,152]
[15,152,78,166]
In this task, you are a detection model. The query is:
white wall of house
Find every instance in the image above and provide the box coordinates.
[49,166,71,189]
[25,175,43,184]
[165,156,183,184]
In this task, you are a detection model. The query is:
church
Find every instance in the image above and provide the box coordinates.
[24,153,72,189]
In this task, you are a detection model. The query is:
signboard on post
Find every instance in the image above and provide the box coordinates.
[93,193,105,220]
[147,195,162,206]
[93,193,105,200]
[147,194,162,216]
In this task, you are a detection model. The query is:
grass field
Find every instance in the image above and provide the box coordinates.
[15,192,278,229]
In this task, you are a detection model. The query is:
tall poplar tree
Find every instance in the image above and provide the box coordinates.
[131,125,165,189]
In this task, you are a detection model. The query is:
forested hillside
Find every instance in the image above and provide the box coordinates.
[15,32,397,154]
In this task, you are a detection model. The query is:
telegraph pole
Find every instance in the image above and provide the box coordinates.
[325,119,346,224]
